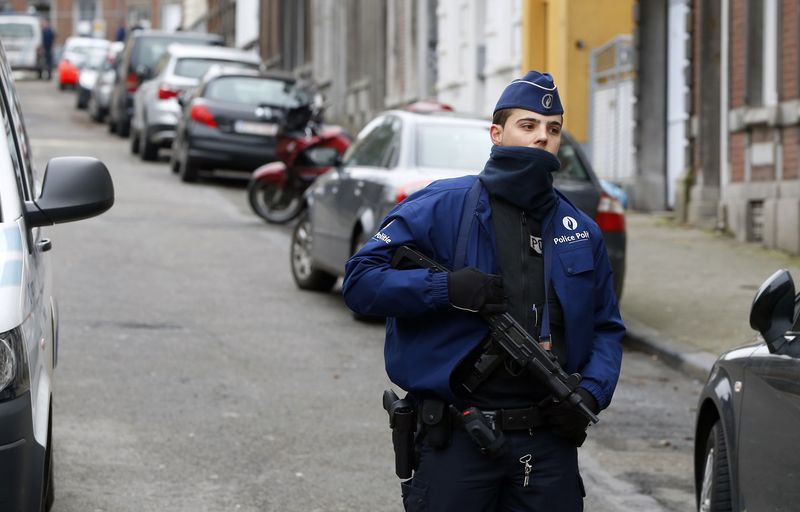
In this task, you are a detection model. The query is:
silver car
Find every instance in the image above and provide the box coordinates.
[130,44,262,161]
[290,109,627,297]
[86,41,124,122]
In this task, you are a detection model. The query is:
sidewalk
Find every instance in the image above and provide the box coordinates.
[619,212,800,380]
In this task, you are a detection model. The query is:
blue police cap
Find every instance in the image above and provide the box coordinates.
[493,71,564,116]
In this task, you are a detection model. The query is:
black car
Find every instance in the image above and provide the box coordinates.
[694,269,800,511]
[107,30,223,137]
[170,68,301,182]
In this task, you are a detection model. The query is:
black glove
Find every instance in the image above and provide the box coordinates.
[447,267,506,315]
[544,388,599,447]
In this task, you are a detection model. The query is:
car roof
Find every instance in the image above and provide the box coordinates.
[165,43,261,62]
[381,109,491,127]
[131,30,223,42]
[0,14,40,24]
[64,37,110,48]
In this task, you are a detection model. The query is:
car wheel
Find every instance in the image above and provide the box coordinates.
[130,129,140,155]
[41,402,54,512]
[178,144,199,182]
[140,131,158,161]
[116,116,130,138]
[290,213,337,292]
[108,114,117,134]
[698,422,733,512]
[169,141,180,174]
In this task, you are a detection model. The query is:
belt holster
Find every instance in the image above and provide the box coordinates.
[421,399,451,449]
[382,390,417,479]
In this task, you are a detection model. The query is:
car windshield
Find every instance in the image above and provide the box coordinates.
[556,141,591,182]
[84,47,110,69]
[203,77,301,107]
[415,123,492,170]
[174,58,258,79]
[0,23,34,38]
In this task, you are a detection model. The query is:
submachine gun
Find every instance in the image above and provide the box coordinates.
[390,245,599,426]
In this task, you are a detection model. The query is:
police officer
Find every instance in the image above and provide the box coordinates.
[342,71,624,512]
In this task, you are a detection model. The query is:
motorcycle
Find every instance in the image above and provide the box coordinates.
[247,97,351,224]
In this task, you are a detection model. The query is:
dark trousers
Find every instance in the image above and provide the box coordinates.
[402,429,584,512]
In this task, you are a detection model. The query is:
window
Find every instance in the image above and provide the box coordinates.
[746,0,779,107]
[555,141,591,182]
[415,123,490,170]
[174,58,258,79]
[344,117,401,168]
[204,77,301,107]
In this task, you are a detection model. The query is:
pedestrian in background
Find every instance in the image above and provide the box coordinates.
[115,22,126,42]
[40,18,54,80]
[343,71,624,511]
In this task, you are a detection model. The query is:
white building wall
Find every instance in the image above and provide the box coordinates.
[182,0,208,30]
[235,0,259,47]
[436,0,521,116]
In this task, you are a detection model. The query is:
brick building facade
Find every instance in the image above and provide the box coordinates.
[636,0,800,254]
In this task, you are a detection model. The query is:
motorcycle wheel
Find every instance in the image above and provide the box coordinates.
[247,178,305,224]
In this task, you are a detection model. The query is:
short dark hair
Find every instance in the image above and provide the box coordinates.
[492,109,513,127]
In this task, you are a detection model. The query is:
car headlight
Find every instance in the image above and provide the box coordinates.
[0,328,29,402]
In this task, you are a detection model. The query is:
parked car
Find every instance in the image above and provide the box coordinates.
[107,30,223,137]
[290,109,627,297]
[86,41,123,122]
[57,36,109,90]
[170,68,303,182]
[74,41,115,108]
[131,44,261,161]
[694,268,800,512]
[0,39,115,511]
[0,14,45,77]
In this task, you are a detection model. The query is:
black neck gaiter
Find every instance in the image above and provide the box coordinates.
[478,145,561,218]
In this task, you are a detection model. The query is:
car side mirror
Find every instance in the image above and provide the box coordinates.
[177,92,186,107]
[24,157,115,228]
[750,269,796,353]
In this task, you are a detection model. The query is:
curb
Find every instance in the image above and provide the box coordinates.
[621,316,718,382]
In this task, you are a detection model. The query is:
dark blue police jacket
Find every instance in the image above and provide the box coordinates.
[342,174,625,410]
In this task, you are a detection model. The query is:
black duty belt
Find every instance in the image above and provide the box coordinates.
[451,405,546,431]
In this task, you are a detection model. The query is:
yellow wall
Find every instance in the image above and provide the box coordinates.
[522,0,634,143]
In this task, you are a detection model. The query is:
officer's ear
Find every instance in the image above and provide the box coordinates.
[490,123,503,145]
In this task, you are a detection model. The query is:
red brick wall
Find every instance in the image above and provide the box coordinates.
[730,0,746,108]
[785,127,800,180]
[731,132,746,182]
[781,0,799,100]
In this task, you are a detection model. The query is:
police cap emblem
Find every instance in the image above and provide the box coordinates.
[542,94,554,110]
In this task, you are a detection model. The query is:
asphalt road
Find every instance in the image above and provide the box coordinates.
[15,77,700,512]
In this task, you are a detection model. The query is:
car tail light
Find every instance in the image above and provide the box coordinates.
[158,84,179,100]
[395,180,432,204]
[191,105,217,128]
[595,192,625,232]
[126,73,139,92]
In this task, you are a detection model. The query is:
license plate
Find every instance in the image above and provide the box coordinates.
[234,121,277,136]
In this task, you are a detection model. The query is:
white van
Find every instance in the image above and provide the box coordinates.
[0,15,45,77]
[0,36,114,511]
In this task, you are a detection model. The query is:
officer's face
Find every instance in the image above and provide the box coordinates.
[490,109,562,156]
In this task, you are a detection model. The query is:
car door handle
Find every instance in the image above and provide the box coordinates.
[36,239,52,252]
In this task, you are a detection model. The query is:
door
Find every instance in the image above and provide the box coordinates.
[737,345,800,510]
